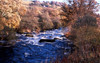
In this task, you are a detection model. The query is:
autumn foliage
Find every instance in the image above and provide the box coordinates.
[0,0,26,45]
[61,0,100,63]
[0,0,26,29]
[0,0,64,46]
[18,2,62,33]
[67,15,100,63]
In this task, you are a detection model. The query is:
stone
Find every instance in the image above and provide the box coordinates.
[25,34,33,37]
[39,39,55,43]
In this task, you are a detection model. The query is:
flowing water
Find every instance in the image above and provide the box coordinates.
[0,28,72,63]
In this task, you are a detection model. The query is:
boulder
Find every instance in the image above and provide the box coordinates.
[39,39,55,43]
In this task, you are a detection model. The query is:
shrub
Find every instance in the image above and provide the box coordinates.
[53,21,62,29]
[0,26,16,46]
[72,15,98,29]
[0,0,26,29]
[61,0,98,27]
[39,21,54,31]
[67,15,100,63]
[38,11,54,31]
[18,5,62,33]
[0,0,26,46]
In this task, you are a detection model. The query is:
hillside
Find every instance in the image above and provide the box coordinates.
[18,1,65,33]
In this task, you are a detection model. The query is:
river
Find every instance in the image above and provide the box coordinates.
[0,28,73,63]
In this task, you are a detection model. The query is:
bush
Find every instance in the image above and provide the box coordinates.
[53,21,62,29]
[0,26,16,46]
[67,15,100,63]
[18,5,62,33]
[72,15,98,29]
[0,0,26,46]
[39,21,54,31]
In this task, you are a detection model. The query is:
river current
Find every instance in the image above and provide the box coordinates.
[0,28,72,63]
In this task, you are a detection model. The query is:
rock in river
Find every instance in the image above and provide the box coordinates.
[39,39,55,43]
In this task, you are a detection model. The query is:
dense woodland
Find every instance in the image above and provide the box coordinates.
[0,0,100,63]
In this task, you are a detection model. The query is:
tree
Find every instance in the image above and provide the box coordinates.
[38,12,54,31]
[61,0,99,26]
[0,0,26,29]
[67,15,100,63]
[0,0,26,45]
[63,0,100,62]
